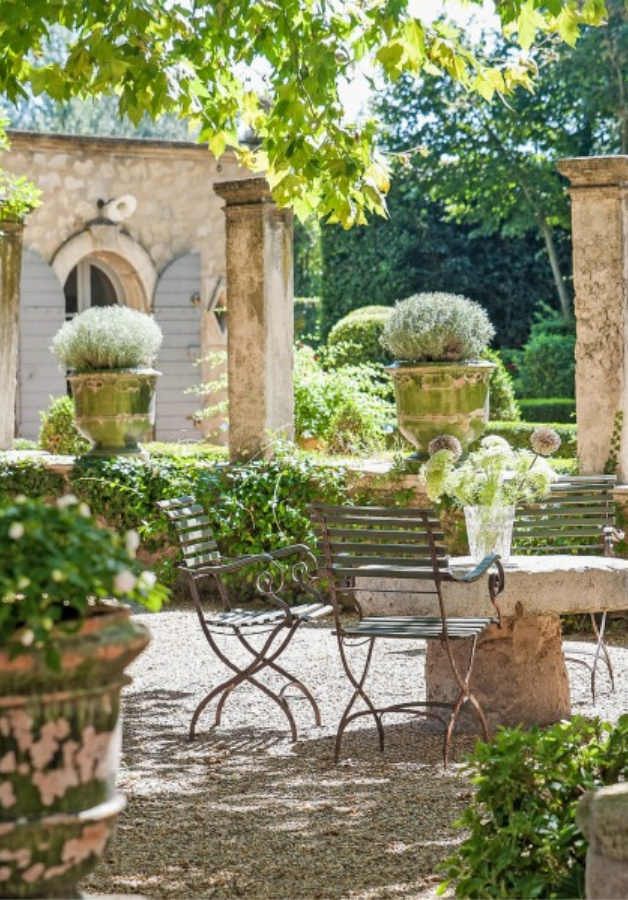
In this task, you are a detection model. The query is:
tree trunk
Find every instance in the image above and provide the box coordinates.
[0,220,24,449]
[537,214,572,319]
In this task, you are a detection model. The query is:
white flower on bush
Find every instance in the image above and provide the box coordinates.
[139,570,157,589]
[78,503,91,518]
[113,570,137,594]
[8,523,24,539]
[56,494,79,508]
[125,530,141,556]
[20,629,35,647]
[51,569,65,583]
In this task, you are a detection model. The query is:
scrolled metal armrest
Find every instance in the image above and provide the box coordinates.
[449,553,502,585]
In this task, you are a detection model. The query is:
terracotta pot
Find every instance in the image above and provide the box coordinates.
[0,605,150,899]
[68,368,160,458]
[385,360,496,458]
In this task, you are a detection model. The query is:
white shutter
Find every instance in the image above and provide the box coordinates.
[153,254,202,442]
[18,250,66,440]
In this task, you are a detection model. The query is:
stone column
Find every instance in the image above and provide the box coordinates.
[577,783,628,899]
[0,220,24,449]
[214,178,294,462]
[557,157,628,480]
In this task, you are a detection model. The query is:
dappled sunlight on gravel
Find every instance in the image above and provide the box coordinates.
[82,610,628,900]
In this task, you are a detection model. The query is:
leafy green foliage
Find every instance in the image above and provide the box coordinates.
[0,1,607,227]
[294,344,392,454]
[604,410,625,475]
[483,349,520,422]
[487,421,578,458]
[439,716,628,899]
[38,395,90,456]
[0,456,65,502]
[381,292,495,362]
[0,495,167,665]
[327,307,393,367]
[519,398,576,423]
[294,296,322,346]
[517,307,576,399]
[51,306,163,372]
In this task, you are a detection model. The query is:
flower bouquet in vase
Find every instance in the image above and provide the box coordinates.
[421,428,562,562]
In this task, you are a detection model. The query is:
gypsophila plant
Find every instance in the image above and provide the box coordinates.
[0,495,168,668]
[380,292,495,363]
[422,430,560,507]
[51,306,163,372]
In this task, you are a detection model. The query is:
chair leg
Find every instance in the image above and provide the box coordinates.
[334,637,387,762]
[442,635,490,768]
[589,612,615,701]
[190,623,301,741]
[237,631,323,726]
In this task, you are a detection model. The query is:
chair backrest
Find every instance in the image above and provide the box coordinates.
[513,474,618,555]
[156,496,221,570]
[309,503,449,589]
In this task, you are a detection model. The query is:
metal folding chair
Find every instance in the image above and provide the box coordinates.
[514,474,624,700]
[309,503,505,766]
[157,496,332,741]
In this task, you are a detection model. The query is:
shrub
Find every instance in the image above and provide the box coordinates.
[294,296,322,344]
[380,292,495,362]
[38,395,91,456]
[517,305,576,399]
[294,345,392,454]
[327,306,392,367]
[483,349,520,422]
[439,716,628,899]
[51,306,163,372]
[519,398,576,423]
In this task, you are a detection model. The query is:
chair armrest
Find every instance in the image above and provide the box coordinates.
[603,526,625,557]
[448,554,503,585]
[447,554,505,625]
[185,544,314,577]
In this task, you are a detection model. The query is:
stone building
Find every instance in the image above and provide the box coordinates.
[3,130,249,443]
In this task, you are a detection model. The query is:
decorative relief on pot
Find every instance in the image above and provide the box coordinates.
[113,380,142,394]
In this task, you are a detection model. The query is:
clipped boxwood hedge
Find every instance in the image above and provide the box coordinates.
[519,398,576,424]
[486,420,578,459]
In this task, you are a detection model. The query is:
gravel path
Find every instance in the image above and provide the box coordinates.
[83,610,628,900]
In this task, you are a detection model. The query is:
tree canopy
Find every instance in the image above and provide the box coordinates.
[0,0,608,226]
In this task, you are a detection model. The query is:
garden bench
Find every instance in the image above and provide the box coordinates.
[309,503,505,766]
[157,496,332,741]
[513,474,624,699]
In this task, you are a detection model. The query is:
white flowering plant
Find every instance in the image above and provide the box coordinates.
[421,429,561,508]
[0,495,168,666]
[51,306,163,372]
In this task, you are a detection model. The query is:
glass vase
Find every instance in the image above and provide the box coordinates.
[464,505,515,563]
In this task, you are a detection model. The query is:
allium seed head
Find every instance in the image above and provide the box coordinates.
[428,434,463,461]
[530,427,561,457]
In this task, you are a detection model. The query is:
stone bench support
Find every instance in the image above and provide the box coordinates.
[578,783,628,900]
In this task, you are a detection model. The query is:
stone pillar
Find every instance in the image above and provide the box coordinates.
[577,783,628,899]
[557,157,628,480]
[214,178,294,461]
[0,220,24,449]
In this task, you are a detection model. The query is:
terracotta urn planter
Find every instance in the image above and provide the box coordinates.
[0,605,150,899]
[69,368,160,458]
[386,360,495,459]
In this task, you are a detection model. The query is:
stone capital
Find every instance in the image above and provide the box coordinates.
[214,177,273,208]
[558,155,628,189]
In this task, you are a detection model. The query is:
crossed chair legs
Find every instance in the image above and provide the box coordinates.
[189,620,323,742]
[334,632,490,767]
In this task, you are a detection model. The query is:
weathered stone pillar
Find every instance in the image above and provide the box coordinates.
[577,783,628,899]
[557,157,628,479]
[214,178,294,461]
[0,220,24,450]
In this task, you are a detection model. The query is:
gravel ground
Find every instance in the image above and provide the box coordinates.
[83,610,628,900]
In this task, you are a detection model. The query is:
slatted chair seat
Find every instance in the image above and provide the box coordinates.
[309,502,505,766]
[157,496,332,741]
[514,474,624,699]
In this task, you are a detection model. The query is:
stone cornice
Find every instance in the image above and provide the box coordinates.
[558,155,628,188]
[214,177,273,207]
[5,129,241,164]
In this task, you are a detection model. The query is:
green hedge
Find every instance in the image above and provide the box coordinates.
[519,398,576,424]
[486,420,578,459]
